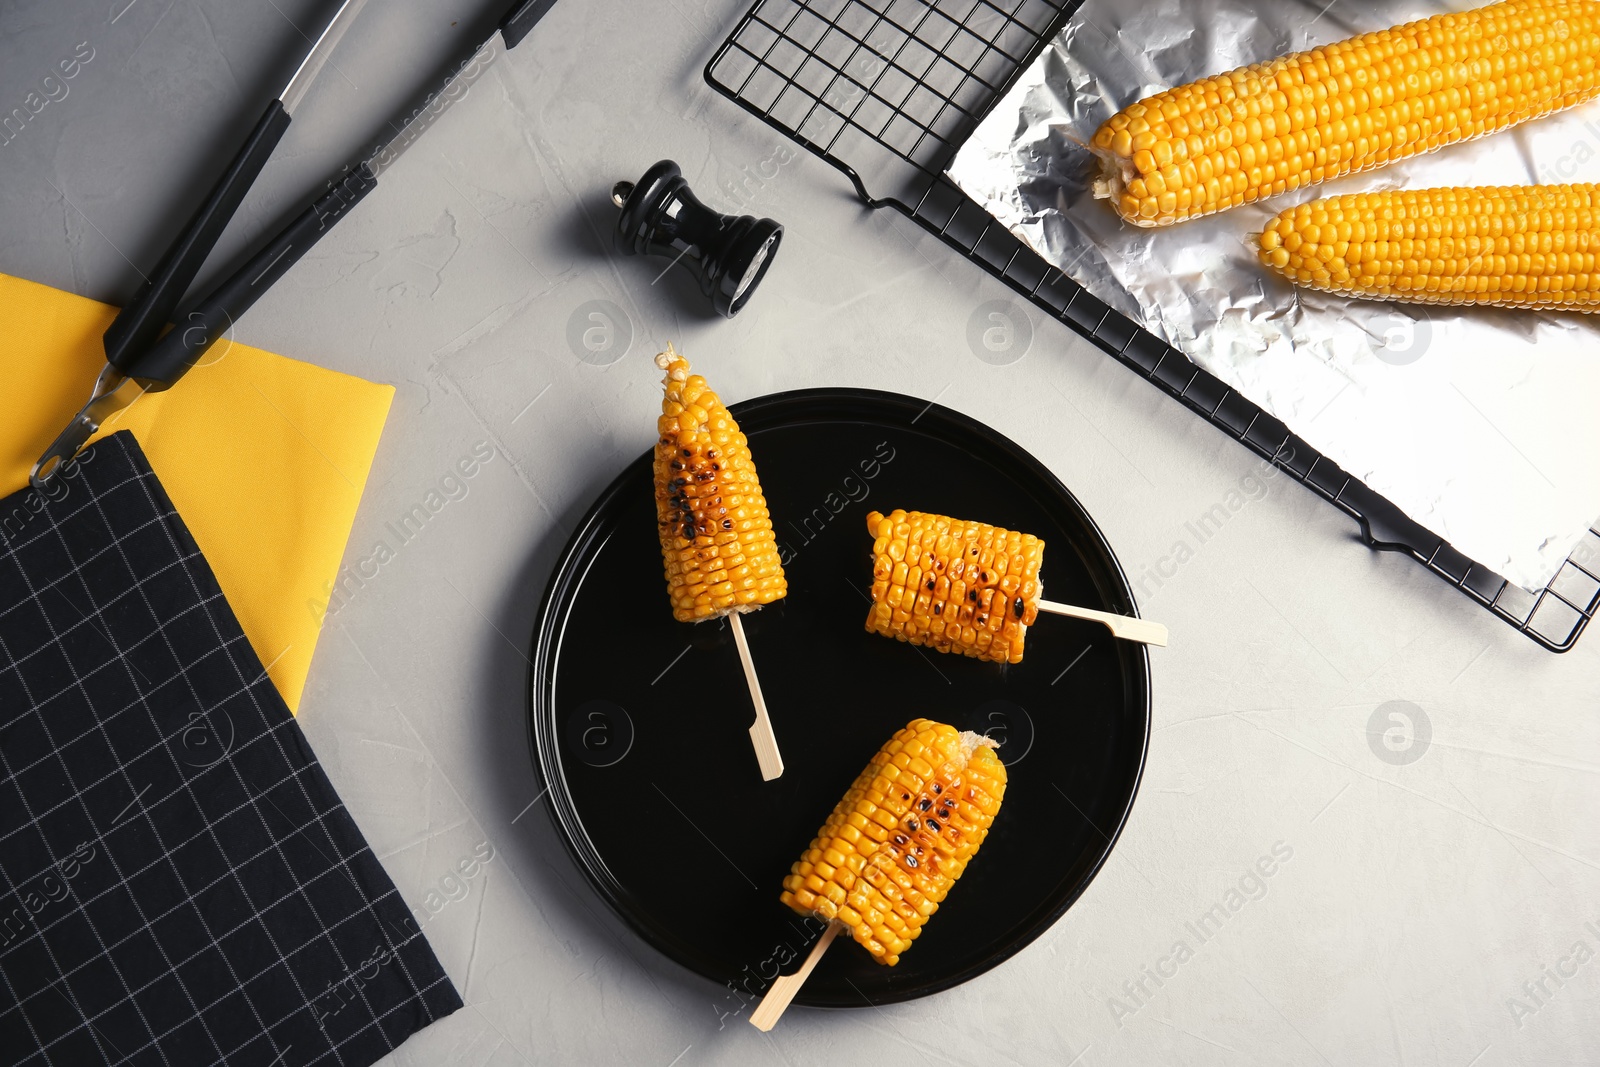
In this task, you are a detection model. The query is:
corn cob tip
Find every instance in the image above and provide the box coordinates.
[656,342,690,381]
[957,729,1002,763]
[1091,153,1167,228]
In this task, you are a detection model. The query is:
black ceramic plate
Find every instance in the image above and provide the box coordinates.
[528,389,1150,1008]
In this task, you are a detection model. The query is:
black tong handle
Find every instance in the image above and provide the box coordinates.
[501,0,558,45]
[121,0,559,386]
[104,100,292,382]
[134,165,379,382]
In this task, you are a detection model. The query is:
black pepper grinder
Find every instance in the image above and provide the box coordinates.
[612,159,783,318]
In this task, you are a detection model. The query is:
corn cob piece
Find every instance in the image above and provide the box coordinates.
[864,509,1044,665]
[1258,183,1600,312]
[1090,0,1600,227]
[654,344,786,622]
[781,719,1006,966]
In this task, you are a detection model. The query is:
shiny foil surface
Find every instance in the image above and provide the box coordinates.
[947,0,1600,591]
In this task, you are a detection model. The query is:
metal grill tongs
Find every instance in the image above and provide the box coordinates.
[32,0,558,488]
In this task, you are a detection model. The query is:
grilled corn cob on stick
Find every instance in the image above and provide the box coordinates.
[865,509,1044,665]
[1258,183,1600,312]
[654,344,787,780]
[780,719,1007,967]
[1090,0,1600,227]
[655,344,787,621]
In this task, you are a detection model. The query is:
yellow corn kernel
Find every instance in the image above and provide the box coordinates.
[1257,184,1600,313]
[862,510,1044,665]
[1091,0,1600,227]
[654,345,787,622]
[780,720,1007,966]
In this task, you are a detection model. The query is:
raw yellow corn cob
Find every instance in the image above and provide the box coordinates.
[1258,183,1600,311]
[1090,0,1600,227]
[781,719,1006,966]
[654,344,786,622]
[864,509,1044,665]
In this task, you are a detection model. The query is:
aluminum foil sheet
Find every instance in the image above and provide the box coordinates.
[946,0,1600,592]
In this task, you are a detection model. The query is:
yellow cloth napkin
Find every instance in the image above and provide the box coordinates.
[0,272,392,713]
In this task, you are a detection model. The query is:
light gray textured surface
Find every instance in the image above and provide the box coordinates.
[2,1,1597,1064]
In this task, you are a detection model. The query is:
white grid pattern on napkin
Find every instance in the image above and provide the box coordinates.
[0,435,456,1067]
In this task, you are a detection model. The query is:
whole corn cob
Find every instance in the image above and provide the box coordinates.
[781,719,1006,966]
[865,509,1044,665]
[1090,0,1600,227]
[654,344,787,622]
[1258,183,1600,311]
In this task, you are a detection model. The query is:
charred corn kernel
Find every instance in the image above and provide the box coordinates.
[1258,184,1600,313]
[864,509,1044,665]
[781,720,1007,966]
[1091,0,1600,227]
[654,344,787,622]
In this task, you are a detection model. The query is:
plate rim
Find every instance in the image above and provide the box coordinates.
[526,386,1152,1006]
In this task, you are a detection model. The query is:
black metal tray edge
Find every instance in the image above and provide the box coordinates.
[527,388,1152,1006]
[700,0,1600,652]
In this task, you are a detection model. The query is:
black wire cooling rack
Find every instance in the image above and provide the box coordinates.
[704,0,1600,651]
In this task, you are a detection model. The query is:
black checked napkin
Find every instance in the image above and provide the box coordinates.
[0,431,461,1066]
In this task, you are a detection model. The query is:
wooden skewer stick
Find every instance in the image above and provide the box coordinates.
[1037,599,1169,646]
[729,611,784,780]
[750,921,842,1031]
